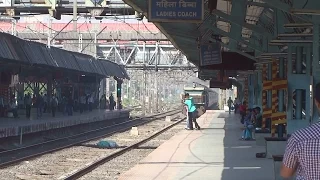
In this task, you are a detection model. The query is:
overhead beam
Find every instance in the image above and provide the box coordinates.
[278,33,313,38]
[125,64,197,70]
[228,0,247,49]
[205,24,264,53]
[291,9,320,15]
[223,0,271,8]
[261,0,312,22]
[284,23,313,28]
[212,9,272,37]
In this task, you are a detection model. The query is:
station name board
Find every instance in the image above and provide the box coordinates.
[200,43,222,66]
[148,0,204,23]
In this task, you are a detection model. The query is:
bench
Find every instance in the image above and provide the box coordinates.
[265,137,287,159]
[272,155,296,180]
[255,129,271,146]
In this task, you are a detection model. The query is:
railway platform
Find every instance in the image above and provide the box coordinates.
[0,109,130,139]
[119,110,273,180]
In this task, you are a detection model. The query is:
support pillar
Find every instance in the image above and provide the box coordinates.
[248,74,254,108]
[262,64,272,130]
[312,17,320,123]
[115,78,123,110]
[277,58,285,137]
[257,70,263,109]
[155,73,158,113]
[142,70,146,116]
[287,45,311,134]
[278,58,285,112]
[243,76,249,109]
[295,47,303,120]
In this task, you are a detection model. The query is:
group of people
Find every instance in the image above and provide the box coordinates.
[182,93,200,130]
[227,97,241,114]
[0,92,118,119]
[239,105,262,140]
[229,90,320,179]
[99,94,116,111]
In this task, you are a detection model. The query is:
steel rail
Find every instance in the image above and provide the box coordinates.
[61,117,186,180]
[0,109,181,168]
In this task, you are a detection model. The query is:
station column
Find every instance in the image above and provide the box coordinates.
[256,70,263,109]
[115,77,123,110]
[312,16,320,123]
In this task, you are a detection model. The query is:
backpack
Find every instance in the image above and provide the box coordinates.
[244,129,252,140]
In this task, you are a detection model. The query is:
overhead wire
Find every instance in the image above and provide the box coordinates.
[6,7,167,62]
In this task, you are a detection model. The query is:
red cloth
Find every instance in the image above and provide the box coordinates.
[239,104,246,112]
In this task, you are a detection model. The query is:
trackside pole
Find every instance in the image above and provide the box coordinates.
[19,127,23,145]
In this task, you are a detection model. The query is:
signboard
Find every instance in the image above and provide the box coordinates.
[200,43,222,66]
[209,79,232,89]
[197,69,217,80]
[225,70,237,77]
[148,0,204,23]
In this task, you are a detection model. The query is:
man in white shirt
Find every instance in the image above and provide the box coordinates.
[88,95,94,112]
[8,99,18,118]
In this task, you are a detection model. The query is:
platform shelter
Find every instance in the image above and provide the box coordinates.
[0,32,129,119]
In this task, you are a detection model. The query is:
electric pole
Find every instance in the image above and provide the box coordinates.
[73,0,77,31]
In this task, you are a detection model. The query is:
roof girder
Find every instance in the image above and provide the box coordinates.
[261,0,312,22]
[203,20,264,53]
[213,9,273,37]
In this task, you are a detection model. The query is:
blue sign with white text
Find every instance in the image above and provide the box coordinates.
[148,0,204,23]
[200,43,222,66]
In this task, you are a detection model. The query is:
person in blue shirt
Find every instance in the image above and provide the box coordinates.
[184,93,200,130]
[240,109,256,140]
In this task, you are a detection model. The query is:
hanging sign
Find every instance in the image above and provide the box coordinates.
[148,0,204,23]
[200,43,222,66]
[197,69,217,80]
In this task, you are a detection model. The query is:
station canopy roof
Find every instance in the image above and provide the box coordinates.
[123,0,311,81]
[0,32,129,80]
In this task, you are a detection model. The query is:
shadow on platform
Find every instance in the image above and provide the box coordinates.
[219,113,273,180]
[207,102,220,110]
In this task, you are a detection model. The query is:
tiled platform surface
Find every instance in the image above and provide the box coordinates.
[0,109,129,138]
[119,110,274,180]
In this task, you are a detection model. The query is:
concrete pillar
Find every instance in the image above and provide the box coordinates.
[278,58,285,137]
[278,58,284,112]
[257,70,263,109]
[267,63,272,109]
[295,47,303,120]
[312,17,320,123]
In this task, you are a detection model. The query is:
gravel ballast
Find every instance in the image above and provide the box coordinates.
[0,117,186,180]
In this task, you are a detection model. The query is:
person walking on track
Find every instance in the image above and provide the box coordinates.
[184,93,200,130]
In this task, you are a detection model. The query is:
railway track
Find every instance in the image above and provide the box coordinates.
[60,116,186,180]
[0,109,182,169]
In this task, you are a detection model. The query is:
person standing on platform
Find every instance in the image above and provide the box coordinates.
[51,94,58,117]
[109,94,115,111]
[43,94,48,113]
[36,93,44,119]
[227,97,233,114]
[239,101,247,124]
[280,83,320,179]
[80,94,86,114]
[0,95,4,117]
[67,96,73,116]
[184,93,200,130]
[8,99,18,118]
[88,94,94,111]
[25,93,32,119]
[234,98,240,114]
